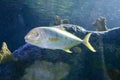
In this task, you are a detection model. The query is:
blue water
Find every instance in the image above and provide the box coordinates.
[0,0,120,80]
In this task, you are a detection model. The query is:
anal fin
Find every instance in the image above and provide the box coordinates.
[64,49,72,53]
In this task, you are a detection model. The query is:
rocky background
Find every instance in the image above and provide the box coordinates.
[0,0,120,80]
[0,24,120,80]
[0,0,120,51]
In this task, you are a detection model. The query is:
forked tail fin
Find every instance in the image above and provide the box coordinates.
[83,33,96,52]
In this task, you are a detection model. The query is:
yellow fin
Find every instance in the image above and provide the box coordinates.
[64,49,72,53]
[83,33,96,52]
[49,38,59,42]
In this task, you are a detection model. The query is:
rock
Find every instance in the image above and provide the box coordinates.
[54,15,70,25]
[93,16,108,31]
[0,24,120,80]
[0,42,17,64]
[21,60,70,80]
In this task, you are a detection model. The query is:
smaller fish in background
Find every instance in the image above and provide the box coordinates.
[25,27,96,53]
[93,16,108,31]
[0,42,18,64]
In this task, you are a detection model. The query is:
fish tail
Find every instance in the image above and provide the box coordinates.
[83,33,96,52]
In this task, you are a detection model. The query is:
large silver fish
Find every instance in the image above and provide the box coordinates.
[25,27,96,53]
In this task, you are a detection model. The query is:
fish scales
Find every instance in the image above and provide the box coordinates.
[25,27,96,53]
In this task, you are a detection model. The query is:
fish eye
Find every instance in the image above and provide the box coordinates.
[26,31,39,40]
[33,32,39,37]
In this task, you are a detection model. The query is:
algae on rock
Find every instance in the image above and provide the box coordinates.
[21,60,70,80]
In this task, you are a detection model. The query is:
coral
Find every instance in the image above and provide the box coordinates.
[0,42,17,63]
[54,15,70,25]
[93,16,108,31]
[21,60,70,80]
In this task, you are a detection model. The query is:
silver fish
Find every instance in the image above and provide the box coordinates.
[25,27,96,53]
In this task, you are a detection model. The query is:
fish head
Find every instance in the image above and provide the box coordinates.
[24,28,42,45]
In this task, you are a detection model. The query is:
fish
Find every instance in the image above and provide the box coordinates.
[25,27,96,53]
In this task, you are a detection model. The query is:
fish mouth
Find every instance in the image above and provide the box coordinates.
[25,37,40,45]
[24,34,34,41]
[24,36,29,41]
[25,39,34,43]
[24,35,33,42]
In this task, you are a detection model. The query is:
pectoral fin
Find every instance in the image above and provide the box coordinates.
[49,38,59,42]
[64,49,72,53]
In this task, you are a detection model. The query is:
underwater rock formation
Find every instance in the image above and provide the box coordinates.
[0,24,120,80]
[21,60,70,80]
[93,16,108,31]
[54,15,70,25]
[0,42,17,63]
